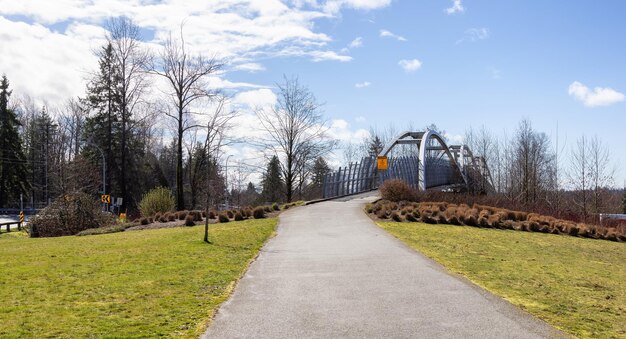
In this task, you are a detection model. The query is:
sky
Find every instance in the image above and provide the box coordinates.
[1,0,625,186]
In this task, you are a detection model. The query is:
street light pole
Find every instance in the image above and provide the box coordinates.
[225,154,233,208]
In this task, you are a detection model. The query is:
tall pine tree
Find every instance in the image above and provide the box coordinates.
[83,42,120,197]
[0,75,29,207]
[261,156,284,203]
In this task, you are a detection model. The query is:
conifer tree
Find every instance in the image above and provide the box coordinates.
[0,75,29,207]
[261,155,284,203]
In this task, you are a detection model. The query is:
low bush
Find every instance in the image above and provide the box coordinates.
[367,199,624,242]
[379,179,417,202]
[28,192,114,237]
[140,218,149,225]
[218,213,230,223]
[272,203,280,211]
[390,211,402,222]
[226,210,234,219]
[208,210,216,219]
[253,207,266,219]
[234,212,244,221]
[139,187,175,218]
[154,212,162,221]
[263,205,272,213]
[168,213,176,222]
[184,214,195,226]
[177,211,188,220]
[190,210,202,221]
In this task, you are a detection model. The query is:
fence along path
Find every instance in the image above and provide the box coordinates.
[322,156,419,198]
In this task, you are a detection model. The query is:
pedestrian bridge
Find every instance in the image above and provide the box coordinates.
[322,130,495,198]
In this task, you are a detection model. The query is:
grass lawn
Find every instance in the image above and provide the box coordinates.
[0,218,277,338]
[378,221,626,338]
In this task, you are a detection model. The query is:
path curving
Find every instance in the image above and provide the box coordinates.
[203,194,563,338]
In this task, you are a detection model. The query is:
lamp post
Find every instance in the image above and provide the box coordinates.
[224,154,233,208]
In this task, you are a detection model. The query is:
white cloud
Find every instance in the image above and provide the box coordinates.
[568,81,625,107]
[355,81,371,88]
[379,29,407,42]
[328,118,370,143]
[234,88,278,109]
[445,0,464,14]
[398,59,422,72]
[233,63,266,73]
[0,0,384,104]
[323,0,392,14]
[349,36,363,48]
[457,27,489,44]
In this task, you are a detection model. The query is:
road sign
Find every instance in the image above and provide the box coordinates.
[101,194,111,204]
[19,211,24,223]
[116,197,123,206]
[377,156,388,170]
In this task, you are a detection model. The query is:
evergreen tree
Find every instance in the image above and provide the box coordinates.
[261,155,284,203]
[83,42,120,196]
[368,135,384,157]
[308,157,330,199]
[0,75,29,207]
[26,106,58,205]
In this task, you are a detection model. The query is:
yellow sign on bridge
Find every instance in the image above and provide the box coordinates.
[377,156,388,170]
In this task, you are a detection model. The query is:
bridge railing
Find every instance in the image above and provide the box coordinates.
[322,156,424,199]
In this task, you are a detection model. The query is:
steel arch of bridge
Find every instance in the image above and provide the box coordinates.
[378,130,494,192]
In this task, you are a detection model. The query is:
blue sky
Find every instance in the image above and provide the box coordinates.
[1,0,625,185]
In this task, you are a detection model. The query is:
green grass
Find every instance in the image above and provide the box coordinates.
[0,218,277,338]
[378,221,626,338]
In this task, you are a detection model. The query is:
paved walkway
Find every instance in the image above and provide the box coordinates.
[203,195,563,338]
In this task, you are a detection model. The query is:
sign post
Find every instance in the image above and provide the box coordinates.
[19,211,24,230]
[377,156,388,171]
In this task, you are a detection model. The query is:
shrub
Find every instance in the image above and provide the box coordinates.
[154,212,162,221]
[234,212,244,221]
[138,187,175,218]
[391,211,402,222]
[177,211,188,220]
[380,179,416,202]
[184,214,195,226]
[28,192,114,237]
[405,213,417,222]
[244,209,252,218]
[272,203,280,211]
[218,213,230,223]
[168,213,176,222]
[140,218,149,225]
[191,210,202,221]
[226,210,234,219]
[263,205,272,212]
[208,210,216,219]
[253,207,266,219]
[159,215,168,223]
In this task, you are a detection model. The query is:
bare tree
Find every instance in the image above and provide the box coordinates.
[203,96,238,243]
[256,76,335,202]
[589,135,614,213]
[569,135,590,220]
[106,17,150,209]
[148,25,223,210]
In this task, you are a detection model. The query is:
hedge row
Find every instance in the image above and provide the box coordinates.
[367,200,626,242]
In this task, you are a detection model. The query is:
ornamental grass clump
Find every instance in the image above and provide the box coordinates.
[253,207,266,219]
[184,214,195,226]
[218,213,230,223]
[380,179,417,202]
[139,187,175,218]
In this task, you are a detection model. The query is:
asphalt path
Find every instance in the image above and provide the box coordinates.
[203,194,564,338]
